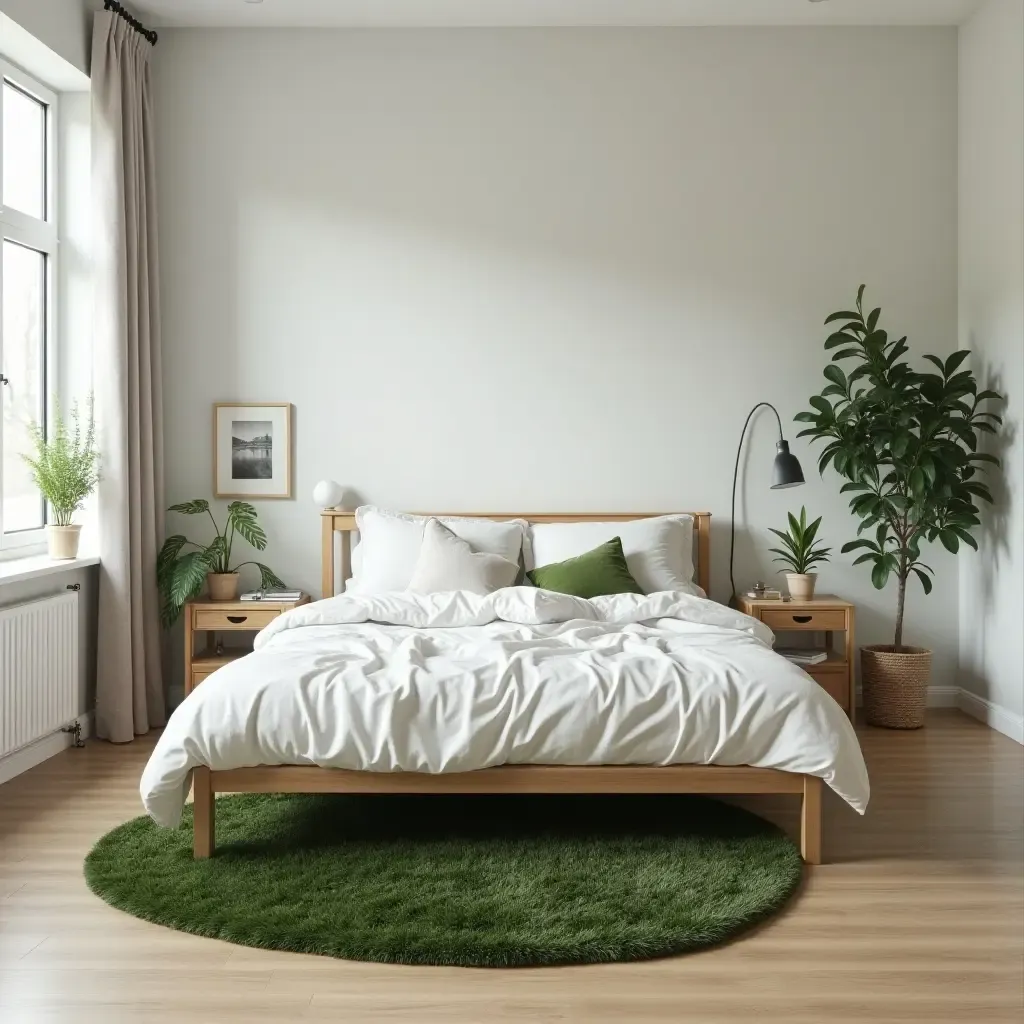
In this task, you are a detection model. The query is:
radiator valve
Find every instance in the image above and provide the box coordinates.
[62,721,85,748]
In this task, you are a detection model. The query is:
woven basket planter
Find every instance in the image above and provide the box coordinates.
[861,645,932,729]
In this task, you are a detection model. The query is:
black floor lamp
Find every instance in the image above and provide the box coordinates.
[729,402,805,607]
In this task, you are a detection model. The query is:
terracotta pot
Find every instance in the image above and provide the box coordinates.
[47,525,81,560]
[784,573,817,601]
[206,572,240,601]
[861,645,932,729]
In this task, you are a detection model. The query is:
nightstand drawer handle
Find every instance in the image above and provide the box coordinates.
[226,615,248,624]
[792,615,813,624]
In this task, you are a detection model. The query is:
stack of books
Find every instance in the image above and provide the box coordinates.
[747,588,783,600]
[240,588,304,602]
[775,647,830,666]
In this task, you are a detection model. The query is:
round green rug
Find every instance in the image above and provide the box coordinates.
[85,793,802,967]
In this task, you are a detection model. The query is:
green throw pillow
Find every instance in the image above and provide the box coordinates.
[527,537,644,599]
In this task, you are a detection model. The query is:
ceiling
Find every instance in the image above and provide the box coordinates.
[134,0,983,30]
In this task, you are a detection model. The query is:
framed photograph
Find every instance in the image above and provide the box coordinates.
[213,403,292,499]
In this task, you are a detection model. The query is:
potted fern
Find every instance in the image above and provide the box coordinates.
[157,499,285,624]
[21,396,99,560]
[768,507,831,600]
[796,286,1003,728]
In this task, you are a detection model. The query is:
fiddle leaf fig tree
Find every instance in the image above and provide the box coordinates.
[795,286,1003,651]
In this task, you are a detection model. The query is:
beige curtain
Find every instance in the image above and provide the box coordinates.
[91,11,165,742]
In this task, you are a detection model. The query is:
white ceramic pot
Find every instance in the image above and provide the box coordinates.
[47,525,81,560]
[206,572,240,601]
[785,573,817,601]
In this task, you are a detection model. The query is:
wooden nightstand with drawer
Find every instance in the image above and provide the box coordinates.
[738,594,856,721]
[184,596,309,695]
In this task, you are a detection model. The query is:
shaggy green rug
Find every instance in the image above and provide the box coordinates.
[85,793,802,967]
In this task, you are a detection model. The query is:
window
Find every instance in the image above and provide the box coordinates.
[0,61,56,550]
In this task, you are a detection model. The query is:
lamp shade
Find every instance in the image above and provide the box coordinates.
[312,479,344,508]
[771,441,805,489]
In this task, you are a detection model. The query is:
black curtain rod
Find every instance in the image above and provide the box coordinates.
[104,0,158,46]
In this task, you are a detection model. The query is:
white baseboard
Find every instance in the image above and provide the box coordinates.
[926,685,961,708]
[0,712,94,786]
[848,683,1021,742]
[956,689,1024,745]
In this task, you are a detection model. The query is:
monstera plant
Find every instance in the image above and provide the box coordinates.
[795,286,1003,728]
[157,499,285,624]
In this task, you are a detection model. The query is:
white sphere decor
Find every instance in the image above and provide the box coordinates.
[312,480,344,508]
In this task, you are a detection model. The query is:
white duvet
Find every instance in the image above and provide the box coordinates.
[141,589,869,827]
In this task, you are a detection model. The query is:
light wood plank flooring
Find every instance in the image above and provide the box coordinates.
[0,710,1021,1023]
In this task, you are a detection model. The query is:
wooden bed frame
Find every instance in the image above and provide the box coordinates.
[192,511,823,863]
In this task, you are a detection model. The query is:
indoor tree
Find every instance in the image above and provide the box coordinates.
[795,286,1002,650]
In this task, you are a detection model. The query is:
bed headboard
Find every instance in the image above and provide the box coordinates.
[320,511,712,600]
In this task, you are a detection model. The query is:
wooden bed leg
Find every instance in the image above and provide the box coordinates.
[801,775,822,865]
[193,767,214,859]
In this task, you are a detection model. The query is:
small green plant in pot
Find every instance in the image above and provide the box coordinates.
[796,286,1003,728]
[768,507,831,601]
[21,395,99,560]
[158,499,285,625]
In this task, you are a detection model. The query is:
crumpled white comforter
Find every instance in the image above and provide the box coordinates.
[141,588,870,826]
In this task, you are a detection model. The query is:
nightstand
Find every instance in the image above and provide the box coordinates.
[738,594,855,720]
[183,595,309,695]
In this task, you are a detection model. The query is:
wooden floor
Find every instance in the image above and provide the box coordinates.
[0,711,1021,1023]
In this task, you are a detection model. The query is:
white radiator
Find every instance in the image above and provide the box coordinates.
[0,591,79,759]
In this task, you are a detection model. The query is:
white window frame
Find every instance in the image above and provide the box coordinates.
[0,58,58,555]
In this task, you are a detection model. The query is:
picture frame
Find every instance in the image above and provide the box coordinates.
[213,403,292,499]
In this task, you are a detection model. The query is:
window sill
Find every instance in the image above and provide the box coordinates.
[0,553,99,587]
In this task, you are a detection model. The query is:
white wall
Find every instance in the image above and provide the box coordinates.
[156,28,960,689]
[0,0,95,77]
[957,0,1024,740]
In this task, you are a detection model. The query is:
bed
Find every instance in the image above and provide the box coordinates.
[142,511,869,864]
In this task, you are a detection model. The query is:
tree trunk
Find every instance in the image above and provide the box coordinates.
[894,570,907,652]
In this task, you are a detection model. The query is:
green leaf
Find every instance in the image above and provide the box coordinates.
[162,551,211,626]
[254,563,286,590]
[948,525,978,549]
[939,530,960,554]
[824,311,862,325]
[823,364,847,389]
[856,284,866,310]
[866,307,880,332]
[841,539,877,553]
[227,501,268,551]
[205,534,228,573]
[157,535,189,584]
[871,559,890,590]
[912,567,933,595]
[824,332,858,350]
[809,395,833,416]
[922,354,945,373]
[831,347,862,361]
[168,499,210,515]
[944,350,971,376]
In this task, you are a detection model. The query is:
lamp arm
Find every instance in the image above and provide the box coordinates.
[729,402,785,607]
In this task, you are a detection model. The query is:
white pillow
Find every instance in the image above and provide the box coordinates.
[526,515,696,594]
[407,519,519,595]
[347,507,527,594]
